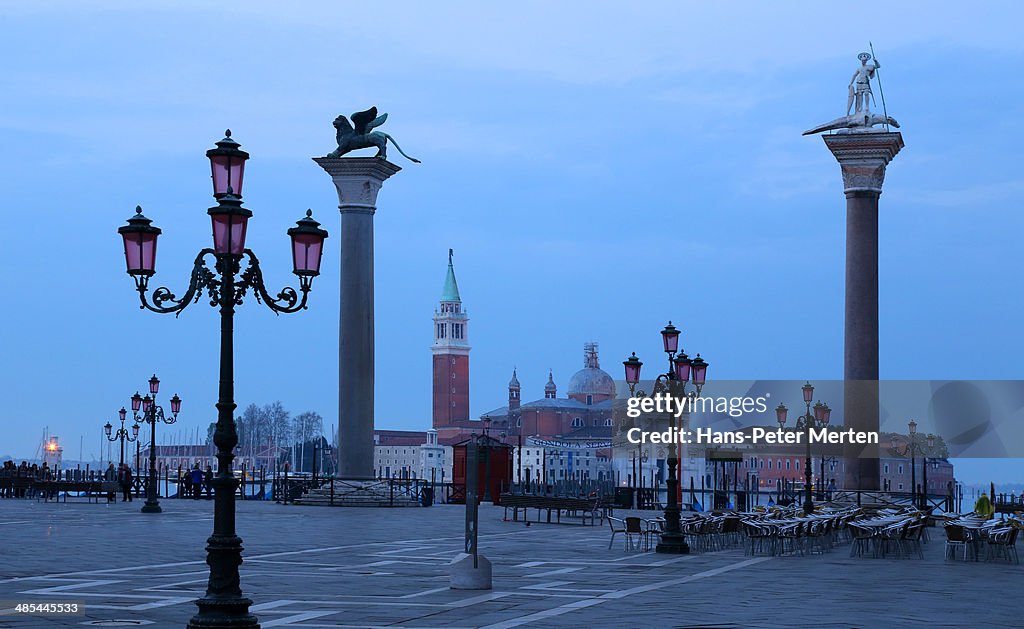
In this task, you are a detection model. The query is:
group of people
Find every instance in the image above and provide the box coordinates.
[1,460,53,498]
[103,462,135,502]
[182,463,214,499]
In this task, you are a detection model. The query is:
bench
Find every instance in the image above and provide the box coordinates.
[501,494,605,525]
[35,481,119,503]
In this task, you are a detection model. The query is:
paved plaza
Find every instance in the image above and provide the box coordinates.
[0,499,1021,628]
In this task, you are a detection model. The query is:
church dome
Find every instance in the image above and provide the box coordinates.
[566,342,616,401]
[567,367,616,398]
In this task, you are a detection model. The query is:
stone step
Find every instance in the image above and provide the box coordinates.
[291,480,422,508]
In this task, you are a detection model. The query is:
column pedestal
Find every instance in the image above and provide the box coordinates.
[313,157,401,480]
[822,131,903,491]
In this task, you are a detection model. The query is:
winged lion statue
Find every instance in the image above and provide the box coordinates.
[326,107,420,163]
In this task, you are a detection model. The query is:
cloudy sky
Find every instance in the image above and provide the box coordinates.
[1,2,1021,483]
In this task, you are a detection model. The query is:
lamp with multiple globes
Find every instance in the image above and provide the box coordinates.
[623,321,709,554]
[776,382,832,515]
[117,131,327,629]
[103,411,140,469]
[127,375,180,514]
[889,419,938,510]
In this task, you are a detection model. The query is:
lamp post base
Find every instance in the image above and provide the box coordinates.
[141,502,162,514]
[187,597,259,629]
[655,533,690,554]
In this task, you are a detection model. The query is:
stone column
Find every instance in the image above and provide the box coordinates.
[313,157,401,479]
[822,131,903,491]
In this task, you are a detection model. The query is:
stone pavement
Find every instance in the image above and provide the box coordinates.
[0,499,1020,628]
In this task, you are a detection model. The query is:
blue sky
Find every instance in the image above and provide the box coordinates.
[1,2,1021,483]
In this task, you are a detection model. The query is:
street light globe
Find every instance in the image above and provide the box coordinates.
[802,382,815,404]
[170,394,182,416]
[287,210,329,277]
[206,130,249,199]
[673,352,691,383]
[118,207,161,277]
[208,196,252,256]
[690,354,708,387]
[623,353,642,385]
[660,321,680,355]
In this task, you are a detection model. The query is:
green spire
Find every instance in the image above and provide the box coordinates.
[441,248,461,302]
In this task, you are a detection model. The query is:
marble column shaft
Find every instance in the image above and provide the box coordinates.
[313,157,401,479]
[822,132,903,491]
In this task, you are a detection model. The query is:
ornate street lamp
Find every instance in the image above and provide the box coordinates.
[104,412,140,468]
[779,383,832,515]
[889,419,937,510]
[128,377,180,514]
[117,130,327,629]
[623,321,709,554]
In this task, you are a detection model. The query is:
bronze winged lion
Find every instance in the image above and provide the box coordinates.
[326,106,421,163]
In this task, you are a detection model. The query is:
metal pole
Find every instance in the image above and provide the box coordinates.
[803,407,813,515]
[188,255,258,629]
[142,408,161,513]
[910,444,917,509]
[922,456,929,510]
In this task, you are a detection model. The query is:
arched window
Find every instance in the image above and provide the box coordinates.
[572,417,583,428]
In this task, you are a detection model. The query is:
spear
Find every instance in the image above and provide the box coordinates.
[869,41,890,130]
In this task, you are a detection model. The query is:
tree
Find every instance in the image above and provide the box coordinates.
[292,411,323,473]
[293,411,323,444]
[265,401,291,447]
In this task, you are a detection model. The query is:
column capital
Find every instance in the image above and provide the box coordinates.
[822,132,904,194]
[312,157,401,211]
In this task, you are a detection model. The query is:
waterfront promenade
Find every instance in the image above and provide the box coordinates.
[0,500,1020,627]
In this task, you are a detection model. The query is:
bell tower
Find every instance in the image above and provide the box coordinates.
[432,249,470,428]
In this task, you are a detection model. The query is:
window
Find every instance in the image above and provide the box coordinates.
[604,418,612,427]
[786,460,791,470]
[586,395,593,405]
[795,460,799,470]
[768,460,772,470]
[898,465,904,474]
[572,417,583,428]
[884,464,889,473]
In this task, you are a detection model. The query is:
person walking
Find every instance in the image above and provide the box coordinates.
[204,465,213,499]
[190,464,204,500]
[118,464,133,502]
[182,468,193,499]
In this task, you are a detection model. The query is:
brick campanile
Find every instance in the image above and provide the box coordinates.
[432,249,470,427]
